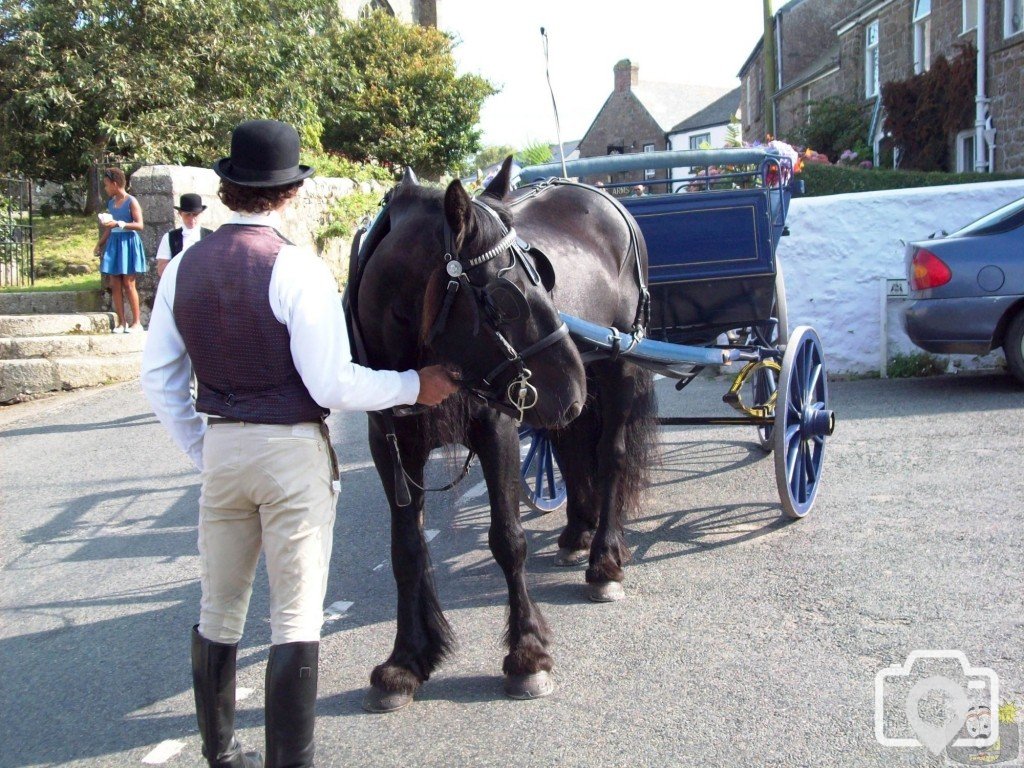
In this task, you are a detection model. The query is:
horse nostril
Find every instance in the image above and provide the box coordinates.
[564,402,582,421]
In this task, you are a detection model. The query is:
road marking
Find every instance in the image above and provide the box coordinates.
[236,687,253,701]
[456,480,488,505]
[142,740,185,764]
[323,600,353,622]
[424,529,440,542]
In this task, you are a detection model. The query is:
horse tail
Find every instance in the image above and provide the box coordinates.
[618,363,658,522]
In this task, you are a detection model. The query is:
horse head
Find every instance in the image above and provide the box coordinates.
[414,157,586,428]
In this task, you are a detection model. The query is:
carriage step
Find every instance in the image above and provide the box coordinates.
[0,354,142,403]
[0,331,145,360]
[0,312,117,337]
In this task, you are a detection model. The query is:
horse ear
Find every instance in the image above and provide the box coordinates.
[443,179,473,250]
[481,155,515,200]
[400,166,419,186]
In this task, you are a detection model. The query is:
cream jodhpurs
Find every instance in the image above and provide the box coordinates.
[197,421,337,645]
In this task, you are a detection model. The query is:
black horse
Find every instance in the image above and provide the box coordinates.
[349,157,657,711]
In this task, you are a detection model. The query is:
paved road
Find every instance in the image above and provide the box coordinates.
[1,372,1022,767]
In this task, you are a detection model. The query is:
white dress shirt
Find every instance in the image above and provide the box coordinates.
[155,222,204,261]
[141,210,420,470]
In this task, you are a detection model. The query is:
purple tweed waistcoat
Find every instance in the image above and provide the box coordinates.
[173,224,327,424]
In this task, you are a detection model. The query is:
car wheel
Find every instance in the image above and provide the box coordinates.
[1005,310,1024,385]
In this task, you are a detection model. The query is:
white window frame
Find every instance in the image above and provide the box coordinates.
[643,143,656,179]
[962,0,979,32]
[913,0,932,74]
[956,130,976,173]
[865,20,880,97]
[1006,0,1024,36]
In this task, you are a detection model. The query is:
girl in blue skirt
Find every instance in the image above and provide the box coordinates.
[94,168,146,332]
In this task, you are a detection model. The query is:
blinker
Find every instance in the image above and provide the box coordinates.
[484,277,530,322]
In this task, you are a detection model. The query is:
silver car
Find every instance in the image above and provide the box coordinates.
[902,195,1024,383]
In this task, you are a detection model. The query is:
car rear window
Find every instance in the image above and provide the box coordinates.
[952,196,1024,236]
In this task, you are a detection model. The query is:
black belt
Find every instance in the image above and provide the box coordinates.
[206,416,244,425]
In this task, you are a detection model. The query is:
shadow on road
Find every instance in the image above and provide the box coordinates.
[0,412,157,439]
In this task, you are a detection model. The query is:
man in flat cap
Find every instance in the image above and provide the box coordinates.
[141,119,458,768]
[156,193,212,278]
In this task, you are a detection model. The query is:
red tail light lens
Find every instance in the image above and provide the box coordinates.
[910,248,952,290]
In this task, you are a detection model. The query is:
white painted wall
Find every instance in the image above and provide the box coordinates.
[667,124,731,191]
[777,179,1024,374]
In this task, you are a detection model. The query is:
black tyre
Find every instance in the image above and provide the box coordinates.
[1004,310,1024,385]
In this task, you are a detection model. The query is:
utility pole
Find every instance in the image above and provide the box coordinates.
[763,0,777,138]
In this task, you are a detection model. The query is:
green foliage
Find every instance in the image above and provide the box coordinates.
[882,45,976,172]
[790,98,870,162]
[517,141,552,167]
[317,190,385,246]
[300,151,395,183]
[318,12,495,177]
[0,0,338,181]
[29,214,99,277]
[887,352,946,378]
[0,273,101,292]
[799,163,1024,196]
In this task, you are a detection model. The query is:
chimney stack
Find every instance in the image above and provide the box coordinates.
[614,59,639,92]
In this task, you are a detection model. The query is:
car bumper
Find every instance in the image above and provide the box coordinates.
[902,296,1017,354]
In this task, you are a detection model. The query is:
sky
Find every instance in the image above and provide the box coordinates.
[437,0,768,150]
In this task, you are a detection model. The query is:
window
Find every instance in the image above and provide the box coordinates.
[1006,0,1024,36]
[865,21,880,97]
[913,0,932,74]
[957,130,977,173]
[963,0,978,31]
[688,133,711,150]
[643,143,656,179]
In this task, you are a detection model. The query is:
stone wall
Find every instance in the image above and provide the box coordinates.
[127,165,386,323]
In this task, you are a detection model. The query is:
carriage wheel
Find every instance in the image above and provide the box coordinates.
[753,263,789,451]
[518,426,567,514]
[773,326,834,519]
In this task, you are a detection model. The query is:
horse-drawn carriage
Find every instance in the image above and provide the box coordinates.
[345,146,834,709]
[515,147,834,521]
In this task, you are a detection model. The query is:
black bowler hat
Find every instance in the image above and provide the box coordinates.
[213,120,315,188]
[174,193,207,213]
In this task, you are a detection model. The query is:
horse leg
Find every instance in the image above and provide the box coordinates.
[468,412,554,700]
[549,406,602,567]
[363,413,454,712]
[585,361,656,603]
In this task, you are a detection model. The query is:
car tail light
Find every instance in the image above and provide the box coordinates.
[910,248,952,290]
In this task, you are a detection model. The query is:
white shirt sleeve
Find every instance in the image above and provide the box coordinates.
[140,254,206,470]
[269,245,421,411]
[155,232,172,261]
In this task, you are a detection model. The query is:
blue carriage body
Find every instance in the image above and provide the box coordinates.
[519,148,796,344]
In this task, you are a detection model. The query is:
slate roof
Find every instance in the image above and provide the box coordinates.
[632,82,734,133]
[669,87,742,133]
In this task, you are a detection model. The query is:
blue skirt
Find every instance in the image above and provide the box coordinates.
[101,231,147,275]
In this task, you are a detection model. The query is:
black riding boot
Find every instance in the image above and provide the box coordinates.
[191,626,264,768]
[265,641,319,768]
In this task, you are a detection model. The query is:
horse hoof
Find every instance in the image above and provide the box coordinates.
[555,548,589,567]
[504,671,555,700]
[361,687,415,713]
[587,581,625,603]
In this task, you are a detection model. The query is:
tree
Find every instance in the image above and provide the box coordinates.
[517,141,552,167]
[0,0,336,207]
[318,12,495,177]
[791,98,870,162]
[463,144,517,176]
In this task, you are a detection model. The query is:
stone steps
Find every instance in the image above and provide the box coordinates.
[0,290,106,315]
[0,331,145,360]
[1,354,142,403]
[0,307,143,403]
[0,312,117,337]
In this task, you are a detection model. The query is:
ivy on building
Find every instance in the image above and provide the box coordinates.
[882,45,976,172]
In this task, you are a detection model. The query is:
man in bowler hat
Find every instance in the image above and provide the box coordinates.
[156,193,213,278]
[141,120,458,768]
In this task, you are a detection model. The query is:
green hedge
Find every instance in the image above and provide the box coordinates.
[799,163,1024,197]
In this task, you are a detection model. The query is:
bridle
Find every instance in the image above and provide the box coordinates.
[425,199,568,425]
